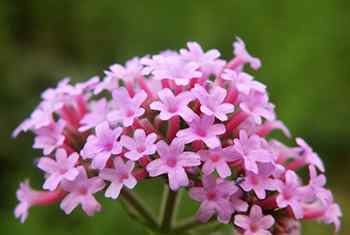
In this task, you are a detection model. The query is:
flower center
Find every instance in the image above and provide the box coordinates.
[210,154,221,162]
[137,145,146,153]
[166,159,177,168]
[250,222,259,232]
[126,109,135,117]
[196,128,207,137]
[104,142,113,151]
[79,187,88,195]
[207,191,217,201]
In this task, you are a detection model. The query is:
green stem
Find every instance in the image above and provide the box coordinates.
[160,186,179,232]
[173,217,217,233]
[121,189,159,229]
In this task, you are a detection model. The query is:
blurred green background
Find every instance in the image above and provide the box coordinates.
[0,0,349,234]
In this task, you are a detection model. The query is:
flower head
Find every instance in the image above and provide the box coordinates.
[81,122,122,169]
[38,148,79,191]
[234,205,275,235]
[99,158,137,199]
[60,167,105,216]
[146,139,200,191]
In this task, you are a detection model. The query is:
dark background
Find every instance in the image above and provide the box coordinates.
[0,0,349,234]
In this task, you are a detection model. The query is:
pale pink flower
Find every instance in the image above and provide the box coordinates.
[99,158,137,199]
[105,57,143,83]
[321,200,342,232]
[189,175,238,224]
[269,139,299,163]
[296,137,325,172]
[301,165,329,204]
[233,37,261,70]
[192,85,235,121]
[121,129,157,161]
[80,122,123,169]
[234,205,275,235]
[150,88,196,122]
[79,98,109,132]
[198,146,239,178]
[221,70,265,95]
[74,76,100,94]
[94,76,119,94]
[146,139,200,191]
[180,41,225,76]
[152,56,202,85]
[176,115,225,149]
[141,54,168,75]
[33,120,66,155]
[276,170,304,219]
[107,87,147,127]
[60,167,105,216]
[240,165,279,199]
[239,90,275,125]
[38,148,79,191]
[233,130,274,174]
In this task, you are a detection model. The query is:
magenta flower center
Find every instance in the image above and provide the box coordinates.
[210,154,221,162]
[126,109,135,117]
[206,191,217,201]
[166,159,177,168]
[79,187,88,195]
[137,145,146,153]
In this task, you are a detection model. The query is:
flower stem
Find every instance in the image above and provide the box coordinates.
[121,189,159,228]
[160,186,179,232]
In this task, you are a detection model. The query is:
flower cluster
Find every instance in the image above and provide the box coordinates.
[13,38,341,234]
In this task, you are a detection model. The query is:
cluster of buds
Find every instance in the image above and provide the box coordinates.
[13,38,341,234]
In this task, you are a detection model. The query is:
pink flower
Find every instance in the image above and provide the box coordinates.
[198,146,239,178]
[233,130,274,174]
[239,90,275,125]
[15,180,63,223]
[94,76,119,94]
[191,85,235,121]
[37,148,79,191]
[302,165,329,204]
[104,57,143,83]
[152,55,202,86]
[176,115,225,149]
[221,70,266,95]
[276,170,304,219]
[240,165,279,199]
[230,189,249,213]
[234,205,275,235]
[79,98,109,132]
[146,139,200,191]
[233,37,261,70]
[180,41,225,76]
[150,88,196,122]
[81,122,123,169]
[189,175,238,224]
[60,166,105,216]
[107,87,147,127]
[296,137,325,172]
[121,129,157,161]
[99,158,137,199]
[33,120,66,155]
[321,199,342,232]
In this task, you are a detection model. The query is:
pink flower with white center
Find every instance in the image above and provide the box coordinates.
[37,148,79,191]
[176,115,225,149]
[107,87,147,127]
[121,129,157,161]
[240,166,279,200]
[60,166,105,216]
[198,146,239,178]
[152,55,202,86]
[150,88,196,122]
[79,98,109,132]
[296,137,325,172]
[146,139,200,191]
[239,90,275,125]
[80,122,123,169]
[221,70,266,95]
[192,85,235,121]
[233,37,261,70]
[99,158,137,199]
[15,180,64,223]
[33,120,66,155]
[180,41,225,76]
[233,130,274,174]
[276,170,304,219]
[189,175,238,224]
[234,205,275,235]
[105,57,143,83]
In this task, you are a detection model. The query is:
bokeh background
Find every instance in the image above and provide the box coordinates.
[0,0,349,234]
